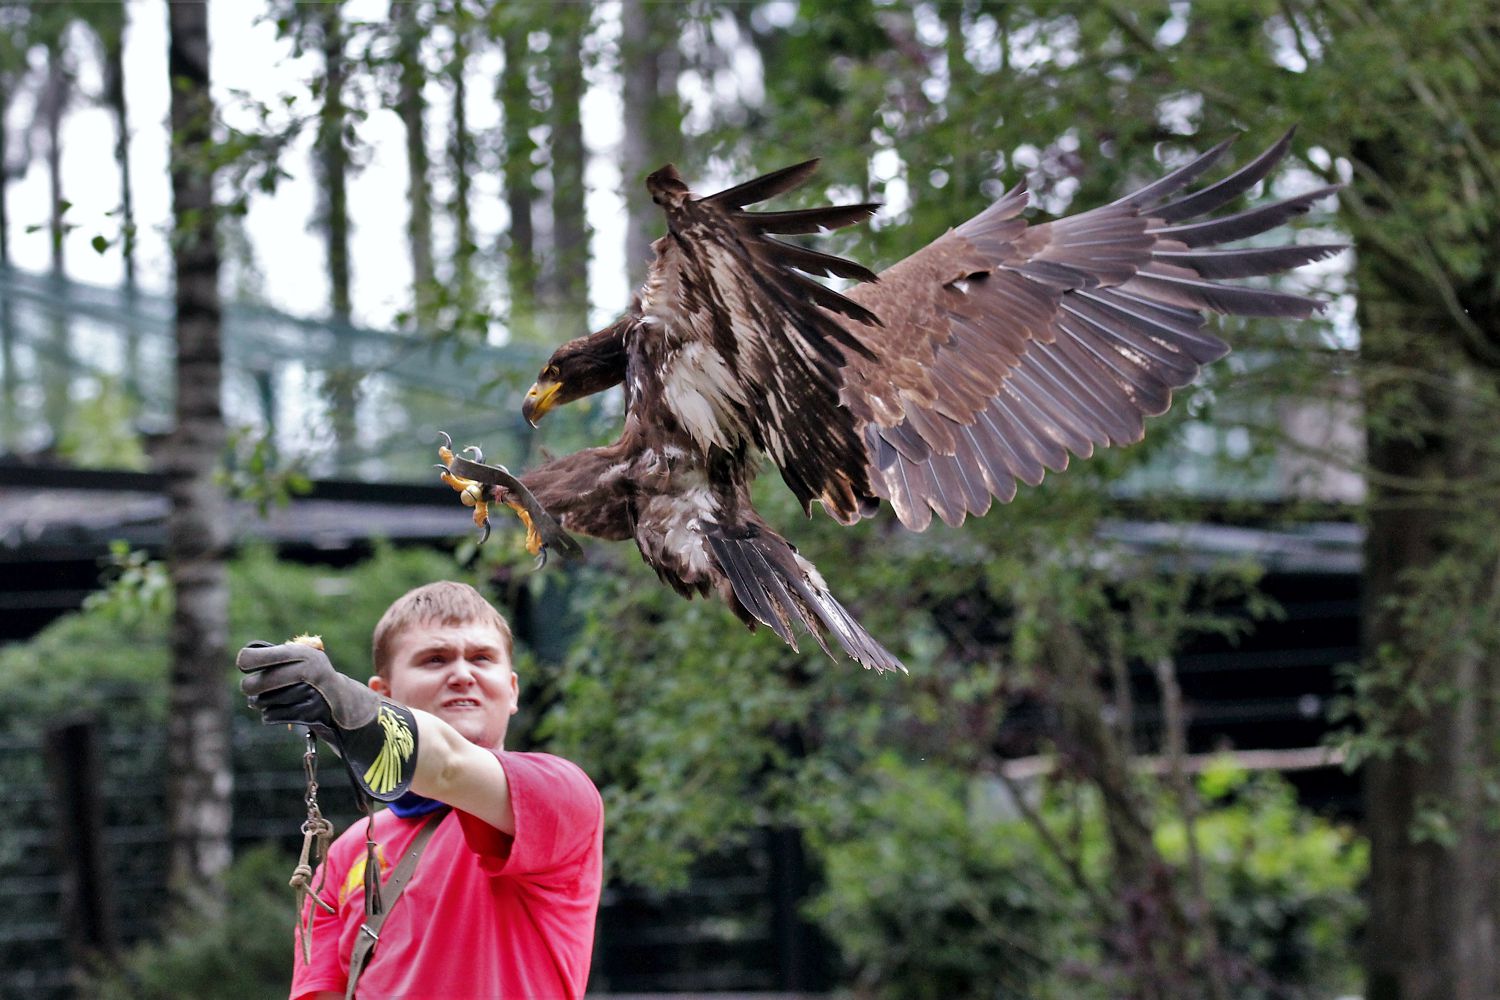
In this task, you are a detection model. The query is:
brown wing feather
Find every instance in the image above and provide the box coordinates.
[841,130,1342,530]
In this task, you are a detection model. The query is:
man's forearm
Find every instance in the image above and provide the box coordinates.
[407,709,516,834]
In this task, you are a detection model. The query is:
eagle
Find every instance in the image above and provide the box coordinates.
[440,130,1341,673]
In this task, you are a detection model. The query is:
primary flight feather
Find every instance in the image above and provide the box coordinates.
[447,130,1341,672]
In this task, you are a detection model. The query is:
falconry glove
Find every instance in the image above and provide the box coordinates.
[237,639,419,802]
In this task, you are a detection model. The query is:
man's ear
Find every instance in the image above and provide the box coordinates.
[509,670,520,716]
[369,674,391,697]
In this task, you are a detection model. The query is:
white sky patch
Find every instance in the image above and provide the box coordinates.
[1156,91,1203,136]
[965,15,1003,74]
[868,147,910,221]
[1155,3,1190,47]
[1264,11,1322,73]
[1,0,646,337]
[1008,17,1079,74]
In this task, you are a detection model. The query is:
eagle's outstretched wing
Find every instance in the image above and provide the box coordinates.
[840,130,1341,529]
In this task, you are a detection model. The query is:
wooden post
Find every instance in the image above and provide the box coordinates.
[42,717,118,979]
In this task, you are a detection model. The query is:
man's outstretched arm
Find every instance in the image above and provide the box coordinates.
[406,708,515,834]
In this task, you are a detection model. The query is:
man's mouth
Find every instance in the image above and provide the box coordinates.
[443,698,482,709]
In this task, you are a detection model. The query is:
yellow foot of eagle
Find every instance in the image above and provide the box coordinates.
[436,432,583,568]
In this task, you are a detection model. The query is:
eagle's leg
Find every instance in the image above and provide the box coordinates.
[435,433,548,565]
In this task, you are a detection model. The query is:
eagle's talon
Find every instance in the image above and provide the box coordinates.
[438,434,535,555]
[533,546,548,571]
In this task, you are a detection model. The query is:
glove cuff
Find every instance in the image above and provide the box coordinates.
[333,700,420,802]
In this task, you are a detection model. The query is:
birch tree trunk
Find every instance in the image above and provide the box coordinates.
[164,0,231,917]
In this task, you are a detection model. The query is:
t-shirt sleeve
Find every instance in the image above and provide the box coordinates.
[288,851,350,1000]
[456,751,602,879]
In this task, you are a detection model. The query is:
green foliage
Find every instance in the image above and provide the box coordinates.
[804,756,1085,1000]
[1156,760,1367,998]
[0,542,465,734]
[55,378,149,470]
[218,427,312,516]
[87,846,296,1000]
[805,756,1364,1000]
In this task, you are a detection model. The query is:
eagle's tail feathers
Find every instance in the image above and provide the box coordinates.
[705,525,905,673]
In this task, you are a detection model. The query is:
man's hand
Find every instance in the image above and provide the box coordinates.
[237,640,380,738]
[237,640,420,802]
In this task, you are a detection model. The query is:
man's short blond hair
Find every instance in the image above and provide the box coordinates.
[371,581,514,677]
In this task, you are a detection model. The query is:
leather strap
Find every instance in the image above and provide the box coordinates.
[343,808,449,1000]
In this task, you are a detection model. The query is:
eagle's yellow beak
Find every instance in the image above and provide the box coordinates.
[522,379,563,427]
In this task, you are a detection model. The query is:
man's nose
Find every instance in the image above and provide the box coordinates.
[447,658,477,684]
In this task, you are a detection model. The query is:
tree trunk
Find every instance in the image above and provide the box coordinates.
[318,3,351,323]
[1354,86,1500,994]
[44,40,66,276]
[448,19,476,315]
[1044,615,1197,999]
[548,9,589,334]
[1,74,16,455]
[0,75,9,266]
[393,0,434,327]
[1361,317,1500,1000]
[619,0,680,289]
[1362,360,1499,1000]
[315,2,357,472]
[39,40,71,450]
[165,0,231,918]
[103,9,135,288]
[499,19,538,331]
[101,3,143,401]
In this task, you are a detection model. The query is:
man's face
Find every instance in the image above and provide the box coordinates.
[370,620,518,749]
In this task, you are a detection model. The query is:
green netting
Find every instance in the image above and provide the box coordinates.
[0,266,618,480]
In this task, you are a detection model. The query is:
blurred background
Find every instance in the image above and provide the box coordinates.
[0,1,1493,998]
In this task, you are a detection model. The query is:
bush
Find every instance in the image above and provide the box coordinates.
[805,756,1365,1000]
[87,846,298,1000]
[804,755,1094,1000]
[1156,758,1367,999]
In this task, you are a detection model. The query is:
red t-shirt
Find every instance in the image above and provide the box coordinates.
[290,751,603,1000]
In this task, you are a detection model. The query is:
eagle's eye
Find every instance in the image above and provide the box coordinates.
[543,366,559,380]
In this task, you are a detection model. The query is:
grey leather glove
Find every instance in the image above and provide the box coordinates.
[237,640,419,802]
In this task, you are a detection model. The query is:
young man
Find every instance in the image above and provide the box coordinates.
[238,581,603,1000]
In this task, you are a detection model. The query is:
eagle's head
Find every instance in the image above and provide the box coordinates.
[523,314,633,426]
[646,164,692,210]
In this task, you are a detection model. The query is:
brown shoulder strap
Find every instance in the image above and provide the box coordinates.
[343,808,449,1000]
